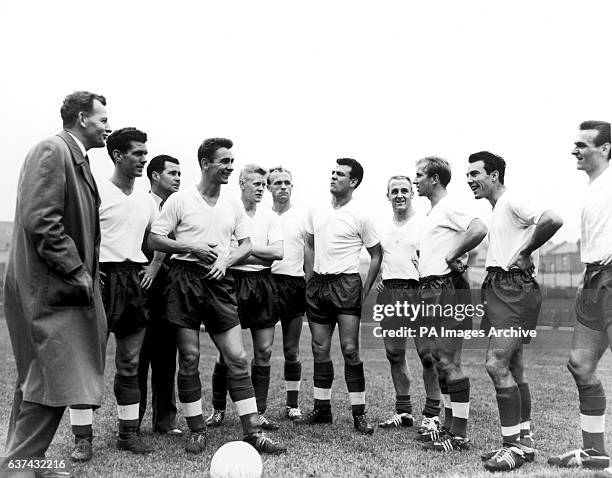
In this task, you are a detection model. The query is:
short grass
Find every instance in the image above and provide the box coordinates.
[1,315,612,477]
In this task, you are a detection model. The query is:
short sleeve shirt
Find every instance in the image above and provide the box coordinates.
[307,199,379,274]
[231,207,283,272]
[150,187,250,264]
[419,195,479,278]
[271,206,306,277]
[379,213,424,281]
[99,179,158,263]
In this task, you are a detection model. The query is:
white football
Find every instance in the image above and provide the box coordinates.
[209,441,263,478]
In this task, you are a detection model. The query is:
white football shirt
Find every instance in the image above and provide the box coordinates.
[419,195,480,278]
[271,206,306,277]
[379,212,424,281]
[485,190,547,274]
[99,179,158,263]
[231,206,283,272]
[307,199,379,274]
[151,187,250,264]
[581,165,612,263]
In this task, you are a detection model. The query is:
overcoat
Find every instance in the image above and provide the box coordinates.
[3,130,107,407]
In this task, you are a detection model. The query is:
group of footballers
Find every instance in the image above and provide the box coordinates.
[2,91,612,477]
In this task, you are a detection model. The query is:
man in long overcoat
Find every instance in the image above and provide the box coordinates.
[1,91,111,473]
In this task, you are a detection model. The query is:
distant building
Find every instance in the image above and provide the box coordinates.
[539,240,582,274]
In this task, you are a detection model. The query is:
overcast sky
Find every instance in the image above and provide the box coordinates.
[1,0,610,242]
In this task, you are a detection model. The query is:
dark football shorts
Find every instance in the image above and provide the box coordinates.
[376,279,420,350]
[164,260,240,334]
[306,273,362,324]
[101,261,149,338]
[272,274,306,325]
[146,262,169,323]
[231,268,279,330]
[480,267,542,344]
[576,263,612,332]
[419,272,473,332]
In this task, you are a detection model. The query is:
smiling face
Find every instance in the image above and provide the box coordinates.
[204,147,234,184]
[81,99,111,149]
[330,164,355,196]
[241,172,267,203]
[466,160,496,199]
[572,129,609,174]
[268,171,293,203]
[115,141,148,179]
[387,178,413,212]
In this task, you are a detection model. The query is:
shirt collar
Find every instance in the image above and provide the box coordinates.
[66,132,87,158]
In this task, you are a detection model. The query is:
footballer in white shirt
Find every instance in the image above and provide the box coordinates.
[207,164,284,432]
[548,121,612,472]
[70,127,162,458]
[268,166,308,421]
[467,151,562,472]
[148,139,286,455]
[375,175,443,437]
[413,156,487,452]
[298,158,382,435]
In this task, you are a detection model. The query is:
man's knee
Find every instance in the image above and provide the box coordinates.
[341,342,360,364]
[485,356,511,383]
[178,346,200,373]
[224,348,249,373]
[116,349,140,375]
[567,351,598,384]
[418,350,436,370]
[254,343,273,364]
[385,348,406,365]
[283,344,299,363]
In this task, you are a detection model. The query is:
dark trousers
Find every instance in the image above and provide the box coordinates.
[137,319,178,432]
[1,384,65,475]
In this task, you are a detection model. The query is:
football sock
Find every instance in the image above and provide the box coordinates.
[423,397,441,418]
[313,361,334,411]
[114,374,141,434]
[345,362,366,416]
[69,406,93,439]
[177,373,205,432]
[447,377,470,438]
[496,385,521,444]
[578,382,606,453]
[517,382,532,438]
[211,361,228,411]
[228,371,260,435]
[284,360,302,408]
[251,363,271,414]
[395,395,412,415]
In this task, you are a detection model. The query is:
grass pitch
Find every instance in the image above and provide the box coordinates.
[1,316,612,477]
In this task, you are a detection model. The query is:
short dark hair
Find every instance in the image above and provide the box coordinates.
[147,154,180,180]
[336,157,364,189]
[60,91,106,128]
[197,137,233,166]
[580,120,611,159]
[106,127,147,162]
[468,151,506,184]
[416,156,452,187]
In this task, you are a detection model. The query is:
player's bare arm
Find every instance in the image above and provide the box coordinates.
[444,218,488,273]
[147,232,218,265]
[140,250,166,289]
[507,211,564,273]
[251,240,283,261]
[362,242,382,299]
[304,233,314,281]
[206,237,253,281]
